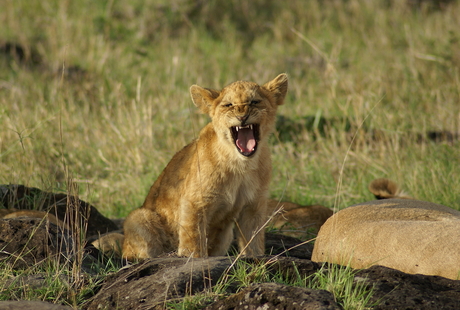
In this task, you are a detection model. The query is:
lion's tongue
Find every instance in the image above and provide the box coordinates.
[236,128,256,153]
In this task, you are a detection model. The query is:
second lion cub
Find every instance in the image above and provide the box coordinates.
[122,74,288,260]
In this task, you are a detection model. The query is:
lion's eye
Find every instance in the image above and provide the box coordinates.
[250,100,261,105]
[223,103,233,108]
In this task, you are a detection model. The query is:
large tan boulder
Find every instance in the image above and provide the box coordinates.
[312,198,460,280]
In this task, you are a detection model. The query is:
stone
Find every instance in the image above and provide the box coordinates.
[0,184,118,237]
[84,256,320,310]
[261,256,320,281]
[0,218,73,269]
[84,257,232,310]
[265,232,314,259]
[3,185,459,309]
[356,265,460,309]
[0,301,73,310]
[312,198,460,279]
[205,282,341,310]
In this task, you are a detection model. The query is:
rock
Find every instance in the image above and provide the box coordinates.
[0,217,101,272]
[85,255,460,309]
[265,232,314,259]
[84,256,320,310]
[312,198,460,279]
[261,256,320,280]
[356,265,460,309]
[0,301,73,310]
[205,282,341,310]
[4,273,73,291]
[0,218,73,269]
[84,257,232,310]
[4,184,459,309]
[0,184,118,237]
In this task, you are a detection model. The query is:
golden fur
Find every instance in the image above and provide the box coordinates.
[368,178,413,200]
[267,199,332,239]
[1,209,68,229]
[122,74,288,260]
[92,232,124,256]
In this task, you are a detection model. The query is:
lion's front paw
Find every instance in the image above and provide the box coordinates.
[178,247,205,258]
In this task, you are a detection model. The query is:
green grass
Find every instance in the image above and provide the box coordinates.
[309,263,376,310]
[2,0,459,216]
[0,256,120,307]
[167,258,375,310]
[1,0,460,307]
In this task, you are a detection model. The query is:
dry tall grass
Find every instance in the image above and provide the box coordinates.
[1,0,459,219]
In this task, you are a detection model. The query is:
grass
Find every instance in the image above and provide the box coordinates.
[0,251,120,308]
[1,0,459,308]
[1,0,459,214]
[309,263,376,310]
[166,258,375,310]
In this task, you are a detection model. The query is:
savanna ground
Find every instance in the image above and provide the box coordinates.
[0,0,459,308]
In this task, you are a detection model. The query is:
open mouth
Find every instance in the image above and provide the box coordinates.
[230,124,260,157]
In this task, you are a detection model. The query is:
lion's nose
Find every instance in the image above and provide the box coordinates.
[237,114,249,125]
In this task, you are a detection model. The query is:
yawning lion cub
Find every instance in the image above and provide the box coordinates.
[122,74,288,260]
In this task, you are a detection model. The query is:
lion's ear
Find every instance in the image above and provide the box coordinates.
[190,85,220,114]
[263,73,288,106]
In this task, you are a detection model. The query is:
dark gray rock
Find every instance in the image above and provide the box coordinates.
[84,256,322,309]
[2,184,460,309]
[0,184,119,237]
[356,265,460,309]
[205,282,341,310]
[265,232,314,259]
[0,301,73,310]
[4,273,71,290]
[0,218,73,269]
[84,256,233,310]
[243,256,320,282]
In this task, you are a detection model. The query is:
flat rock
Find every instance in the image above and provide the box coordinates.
[205,282,340,310]
[0,218,73,269]
[356,265,460,309]
[0,301,73,310]
[312,199,460,279]
[0,184,118,237]
[258,256,320,280]
[84,256,232,310]
[265,232,314,259]
[84,256,320,310]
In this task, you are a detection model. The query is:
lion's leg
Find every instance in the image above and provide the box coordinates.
[235,200,267,256]
[122,208,167,260]
[177,202,207,257]
[207,222,234,256]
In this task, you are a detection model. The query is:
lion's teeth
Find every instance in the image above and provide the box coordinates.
[235,125,254,130]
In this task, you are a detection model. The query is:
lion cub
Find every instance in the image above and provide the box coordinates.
[122,74,288,260]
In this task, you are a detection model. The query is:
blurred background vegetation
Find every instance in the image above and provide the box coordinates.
[1,0,459,218]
